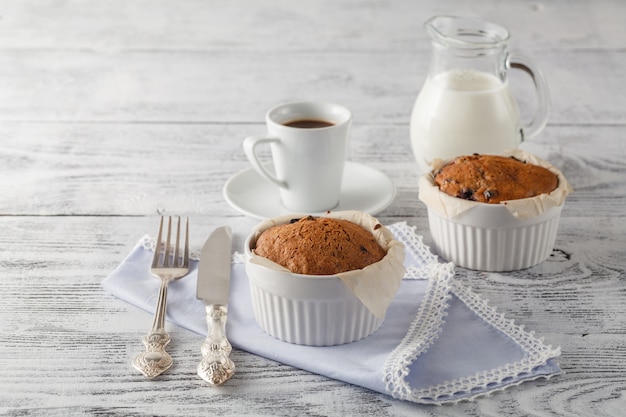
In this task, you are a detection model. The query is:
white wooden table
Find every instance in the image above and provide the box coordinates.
[1,1,624,415]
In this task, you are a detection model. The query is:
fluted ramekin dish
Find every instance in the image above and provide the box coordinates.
[419,150,572,272]
[244,210,405,346]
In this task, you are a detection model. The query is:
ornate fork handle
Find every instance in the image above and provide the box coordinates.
[133,330,173,378]
[197,305,235,385]
[134,278,174,378]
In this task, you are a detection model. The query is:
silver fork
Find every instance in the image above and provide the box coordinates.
[133,216,190,378]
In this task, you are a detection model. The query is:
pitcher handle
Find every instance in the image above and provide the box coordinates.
[507,54,550,141]
[243,135,288,189]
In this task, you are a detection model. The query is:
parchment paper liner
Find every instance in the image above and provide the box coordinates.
[418,149,573,220]
[246,210,406,318]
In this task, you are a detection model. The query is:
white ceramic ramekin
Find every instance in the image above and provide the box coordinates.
[243,261,385,346]
[244,211,404,346]
[419,150,572,272]
[426,203,564,271]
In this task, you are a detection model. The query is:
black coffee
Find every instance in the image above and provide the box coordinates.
[283,119,334,129]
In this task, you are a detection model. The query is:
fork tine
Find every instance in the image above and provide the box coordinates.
[174,216,181,267]
[183,217,189,268]
[164,216,173,267]
[152,216,165,269]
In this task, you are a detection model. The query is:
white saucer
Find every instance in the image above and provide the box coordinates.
[223,162,396,219]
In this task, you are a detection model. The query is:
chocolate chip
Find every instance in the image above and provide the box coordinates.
[374,224,382,230]
[459,188,474,200]
[360,245,368,253]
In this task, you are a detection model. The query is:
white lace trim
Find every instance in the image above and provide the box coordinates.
[382,260,455,402]
[232,252,246,264]
[382,222,561,404]
[387,223,440,280]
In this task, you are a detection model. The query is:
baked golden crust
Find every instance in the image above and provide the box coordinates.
[434,154,558,204]
[253,216,386,275]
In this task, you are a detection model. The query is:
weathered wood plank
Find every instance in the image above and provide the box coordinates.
[0,0,623,52]
[0,49,623,124]
[0,123,623,218]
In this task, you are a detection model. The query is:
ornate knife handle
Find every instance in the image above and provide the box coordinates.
[197,304,235,385]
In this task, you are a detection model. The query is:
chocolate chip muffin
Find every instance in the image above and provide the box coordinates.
[253,216,386,275]
[433,154,558,204]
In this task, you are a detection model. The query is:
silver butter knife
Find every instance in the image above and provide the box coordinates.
[196,226,235,385]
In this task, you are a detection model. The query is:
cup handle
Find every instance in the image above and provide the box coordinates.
[507,53,551,141]
[243,135,288,189]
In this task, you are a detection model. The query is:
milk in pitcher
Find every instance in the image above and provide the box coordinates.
[410,69,522,173]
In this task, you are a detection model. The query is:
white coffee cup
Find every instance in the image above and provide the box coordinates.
[243,102,352,212]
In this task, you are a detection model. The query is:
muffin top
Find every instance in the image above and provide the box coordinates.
[433,154,559,204]
[253,215,387,275]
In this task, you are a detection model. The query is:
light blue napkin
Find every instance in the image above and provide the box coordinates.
[102,223,560,404]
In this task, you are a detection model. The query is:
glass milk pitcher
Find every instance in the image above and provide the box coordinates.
[410,16,550,173]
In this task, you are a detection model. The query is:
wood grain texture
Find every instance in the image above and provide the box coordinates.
[0,50,623,125]
[0,0,625,416]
